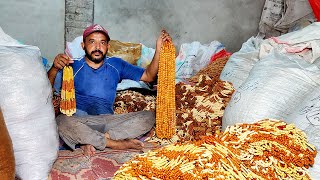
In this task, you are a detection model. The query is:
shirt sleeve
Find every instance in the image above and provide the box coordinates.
[53,69,63,95]
[119,59,145,81]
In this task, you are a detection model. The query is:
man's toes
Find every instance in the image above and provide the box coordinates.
[81,145,96,156]
[131,139,144,147]
[131,140,144,149]
[137,141,144,147]
[90,145,96,155]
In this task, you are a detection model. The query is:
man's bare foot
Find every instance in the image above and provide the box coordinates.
[105,132,110,139]
[80,144,96,156]
[106,139,144,150]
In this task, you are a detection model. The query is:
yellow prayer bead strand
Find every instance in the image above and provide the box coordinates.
[60,66,76,116]
[156,41,176,139]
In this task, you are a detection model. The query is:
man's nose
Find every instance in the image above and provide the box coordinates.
[95,43,101,50]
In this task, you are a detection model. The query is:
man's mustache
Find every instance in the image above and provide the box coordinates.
[91,50,103,55]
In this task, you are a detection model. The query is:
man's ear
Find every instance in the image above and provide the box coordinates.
[81,42,85,50]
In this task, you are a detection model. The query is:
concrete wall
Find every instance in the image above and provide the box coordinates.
[0,0,65,63]
[0,0,265,63]
[94,0,265,52]
[65,0,94,42]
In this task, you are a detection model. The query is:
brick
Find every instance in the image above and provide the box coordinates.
[65,12,92,22]
[65,6,77,14]
[66,0,93,9]
[66,27,85,42]
[65,0,94,43]
[66,21,92,29]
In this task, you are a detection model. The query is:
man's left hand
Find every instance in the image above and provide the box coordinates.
[156,30,172,52]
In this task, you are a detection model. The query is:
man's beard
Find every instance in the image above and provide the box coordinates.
[84,47,107,64]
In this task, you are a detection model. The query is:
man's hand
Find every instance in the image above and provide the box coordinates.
[140,29,173,82]
[52,54,74,70]
[47,53,74,86]
[156,30,172,52]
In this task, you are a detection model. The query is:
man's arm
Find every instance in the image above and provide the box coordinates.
[47,66,59,87]
[47,54,73,87]
[140,30,172,82]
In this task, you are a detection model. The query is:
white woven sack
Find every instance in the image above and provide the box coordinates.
[0,27,58,180]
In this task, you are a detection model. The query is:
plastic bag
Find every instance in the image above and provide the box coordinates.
[107,40,141,65]
[309,0,320,21]
[65,36,84,59]
[210,49,231,63]
[136,44,155,68]
[258,0,315,38]
[175,41,225,82]
[0,27,59,180]
[259,22,320,64]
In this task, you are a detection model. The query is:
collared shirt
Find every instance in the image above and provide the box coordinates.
[54,56,144,115]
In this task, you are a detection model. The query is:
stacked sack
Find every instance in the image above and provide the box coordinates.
[222,22,320,127]
[0,27,59,179]
[221,22,320,179]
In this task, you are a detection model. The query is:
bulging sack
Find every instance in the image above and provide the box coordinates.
[0,27,59,180]
[222,51,320,130]
[220,37,262,89]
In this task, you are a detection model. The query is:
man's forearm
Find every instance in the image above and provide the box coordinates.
[47,67,59,87]
[144,50,160,82]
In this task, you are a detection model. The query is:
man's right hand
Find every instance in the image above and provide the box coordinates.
[52,54,74,70]
[47,53,74,86]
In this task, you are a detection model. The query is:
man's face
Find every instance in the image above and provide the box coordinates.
[82,32,109,64]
